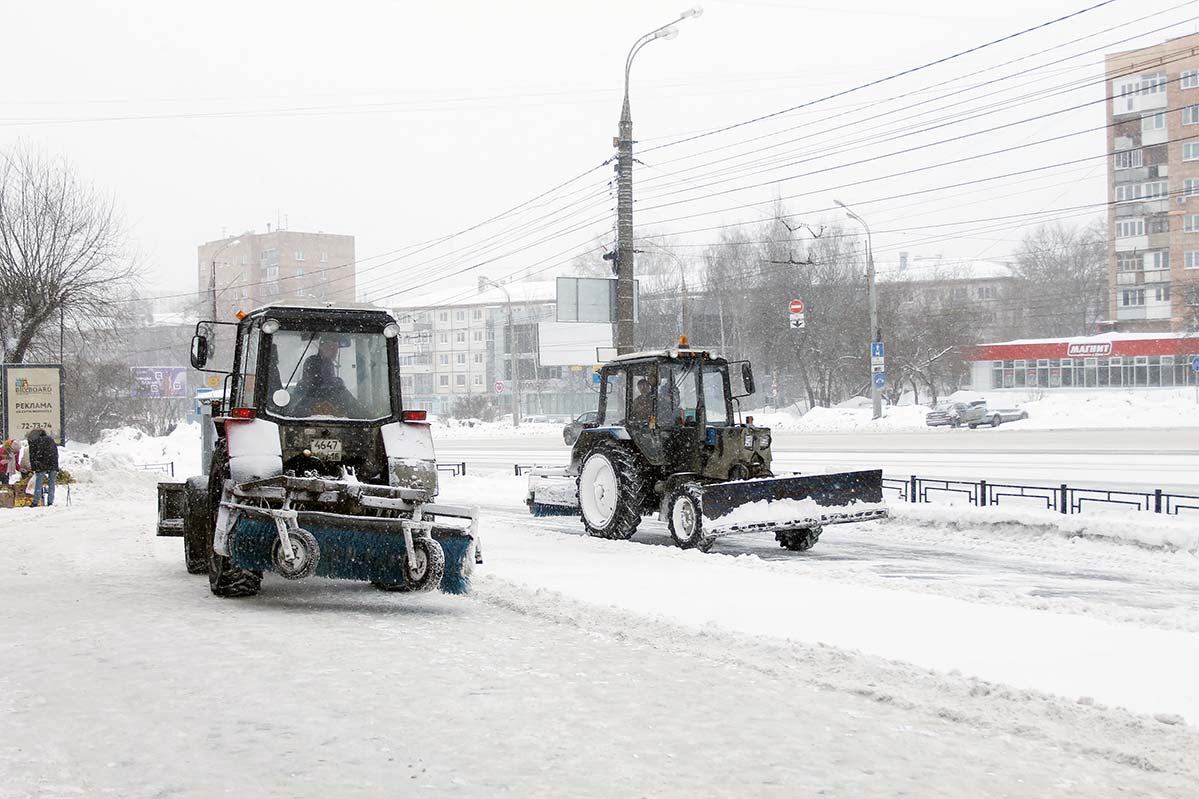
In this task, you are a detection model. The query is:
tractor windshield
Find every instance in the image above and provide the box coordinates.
[658,361,699,428]
[266,329,393,420]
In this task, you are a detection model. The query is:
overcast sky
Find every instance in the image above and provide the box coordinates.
[5,0,1195,307]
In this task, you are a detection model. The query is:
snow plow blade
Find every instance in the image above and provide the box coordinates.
[700,469,887,536]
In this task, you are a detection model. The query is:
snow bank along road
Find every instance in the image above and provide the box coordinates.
[4,477,1199,797]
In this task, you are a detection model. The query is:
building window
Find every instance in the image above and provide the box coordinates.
[976,285,996,299]
[438,375,449,387]
[455,374,465,387]
[438,332,448,344]
[1115,184,1138,202]
[473,352,483,364]
[1186,177,1199,198]
[1186,142,1199,161]
[1184,105,1199,126]
[1142,111,1166,131]
[455,331,466,344]
[1188,251,1199,269]
[1184,70,1199,90]
[455,310,465,322]
[1149,250,1170,270]
[473,374,482,385]
[295,268,304,279]
[438,354,449,365]
[1154,285,1170,302]
[456,353,466,365]
[294,250,305,261]
[1141,72,1167,94]
[1145,180,1168,199]
[1149,215,1170,233]
[1188,286,1199,305]
[1115,219,1144,238]
[1114,149,1142,169]
[439,312,448,323]
[472,330,483,342]
[1116,252,1139,272]
[1122,289,1146,306]
[472,309,482,320]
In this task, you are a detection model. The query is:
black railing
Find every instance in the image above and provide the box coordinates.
[138,462,175,477]
[436,461,467,477]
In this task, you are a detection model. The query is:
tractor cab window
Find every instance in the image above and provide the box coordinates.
[266,329,393,420]
[658,361,699,428]
[599,371,626,426]
[701,364,730,426]
[626,364,656,428]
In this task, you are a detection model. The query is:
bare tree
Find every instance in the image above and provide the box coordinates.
[0,147,137,363]
[1012,220,1107,338]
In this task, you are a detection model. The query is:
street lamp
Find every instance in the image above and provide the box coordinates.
[834,199,882,421]
[208,236,242,320]
[614,6,703,354]
[480,277,521,429]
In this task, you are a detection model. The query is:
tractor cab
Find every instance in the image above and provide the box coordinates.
[573,346,769,482]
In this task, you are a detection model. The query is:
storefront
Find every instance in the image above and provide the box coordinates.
[969,333,1199,390]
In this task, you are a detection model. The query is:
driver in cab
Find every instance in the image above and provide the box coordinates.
[627,378,655,427]
[294,335,361,416]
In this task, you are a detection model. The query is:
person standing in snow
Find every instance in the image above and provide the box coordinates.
[26,428,59,507]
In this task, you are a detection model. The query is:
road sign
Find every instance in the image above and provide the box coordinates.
[1192,356,1199,373]
[789,315,805,330]
[871,364,884,373]
[871,341,885,358]
[872,372,885,389]
[789,299,805,314]
[493,380,507,395]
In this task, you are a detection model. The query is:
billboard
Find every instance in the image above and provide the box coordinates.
[131,366,188,398]
[537,322,613,367]
[3,364,66,444]
[555,277,639,323]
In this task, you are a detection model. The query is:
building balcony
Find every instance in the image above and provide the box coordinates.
[1116,268,1171,286]
[1114,235,1148,252]
[1116,305,1147,320]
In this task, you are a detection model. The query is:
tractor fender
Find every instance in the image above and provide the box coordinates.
[381,421,438,496]
[225,418,283,483]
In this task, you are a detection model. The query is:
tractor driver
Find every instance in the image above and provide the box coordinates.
[627,377,655,426]
[294,335,362,417]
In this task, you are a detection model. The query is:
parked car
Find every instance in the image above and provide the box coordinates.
[562,410,598,445]
[926,400,1028,428]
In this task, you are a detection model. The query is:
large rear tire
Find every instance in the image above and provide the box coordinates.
[182,481,209,575]
[576,442,644,540]
[206,442,262,598]
[667,483,715,553]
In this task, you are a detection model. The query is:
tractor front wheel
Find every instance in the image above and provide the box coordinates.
[576,443,645,540]
[668,483,715,553]
[373,537,445,593]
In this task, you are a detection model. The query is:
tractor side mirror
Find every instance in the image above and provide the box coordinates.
[190,334,209,369]
[740,362,755,396]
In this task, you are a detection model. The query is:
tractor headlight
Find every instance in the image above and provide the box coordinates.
[383,323,400,339]
[757,433,771,449]
[262,318,280,334]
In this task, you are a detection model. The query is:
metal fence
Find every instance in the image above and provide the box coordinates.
[437,461,468,477]
[137,462,175,477]
[882,476,1199,517]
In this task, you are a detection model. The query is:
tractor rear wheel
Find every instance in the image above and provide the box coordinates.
[576,442,645,540]
[777,526,822,552]
[206,442,262,598]
[668,483,715,553]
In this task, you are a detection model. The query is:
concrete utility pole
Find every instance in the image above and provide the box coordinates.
[208,237,242,320]
[834,199,883,420]
[615,7,702,354]
[482,278,521,428]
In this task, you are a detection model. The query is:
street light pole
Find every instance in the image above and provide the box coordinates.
[834,199,882,420]
[483,278,520,428]
[615,7,702,355]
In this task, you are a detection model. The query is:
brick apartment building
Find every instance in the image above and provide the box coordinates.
[197,229,355,321]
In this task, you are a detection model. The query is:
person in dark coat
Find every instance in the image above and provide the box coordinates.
[27,427,59,507]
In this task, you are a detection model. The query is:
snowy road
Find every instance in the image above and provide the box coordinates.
[438,427,1199,490]
[5,476,1199,797]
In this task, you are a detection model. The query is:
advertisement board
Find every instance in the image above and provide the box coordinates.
[131,366,188,398]
[2,364,66,444]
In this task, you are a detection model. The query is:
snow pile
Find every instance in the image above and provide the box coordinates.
[892,503,1199,553]
[749,404,929,432]
[64,423,203,481]
[972,388,1199,430]
[429,418,563,439]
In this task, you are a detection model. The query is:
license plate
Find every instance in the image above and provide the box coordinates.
[311,439,342,459]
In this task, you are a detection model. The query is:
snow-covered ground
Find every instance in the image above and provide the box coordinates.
[4,472,1199,797]
[9,425,1199,795]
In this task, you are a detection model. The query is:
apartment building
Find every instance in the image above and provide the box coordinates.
[1106,33,1199,332]
[197,229,356,321]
